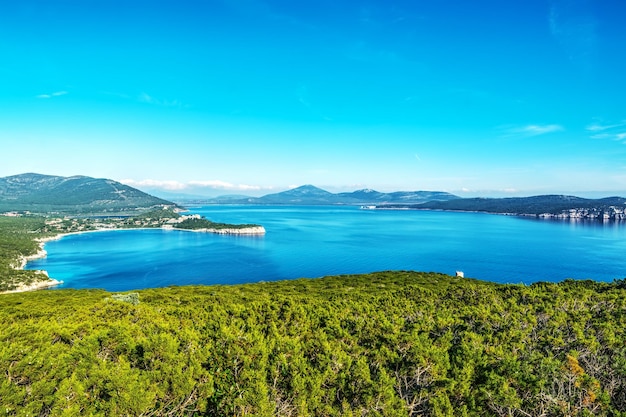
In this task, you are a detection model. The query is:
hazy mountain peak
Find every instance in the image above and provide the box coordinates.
[202,185,461,205]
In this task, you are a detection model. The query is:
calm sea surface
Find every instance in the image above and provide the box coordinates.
[25,205,626,291]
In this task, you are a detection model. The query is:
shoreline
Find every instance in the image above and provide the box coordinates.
[6,235,65,294]
[173,226,266,235]
[9,225,266,294]
[1,276,64,294]
[370,206,626,221]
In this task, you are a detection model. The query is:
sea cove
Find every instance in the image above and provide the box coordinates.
[25,205,626,291]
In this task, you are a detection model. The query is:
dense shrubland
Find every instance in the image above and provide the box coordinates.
[2,270,626,416]
[174,217,260,230]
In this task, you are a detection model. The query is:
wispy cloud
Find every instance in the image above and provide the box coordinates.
[36,90,68,99]
[138,92,184,108]
[120,179,187,191]
[590,132,626,143]
[587,120,626,143]
[120,178,266,192]
[499,124,564,137]
[188,180,263,192]
[586,121,626,132]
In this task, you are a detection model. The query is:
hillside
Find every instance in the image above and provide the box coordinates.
[0,173,177,214]
[2,272,626,415]
[379,194,626,219]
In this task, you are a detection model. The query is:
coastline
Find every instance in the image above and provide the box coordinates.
[5,237,64,294]
[369,206,626,221]
[8,224,266,294]
[173,226,266,235]
[0,275,64,294]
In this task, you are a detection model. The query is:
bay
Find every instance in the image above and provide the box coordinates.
[25,206,626,291]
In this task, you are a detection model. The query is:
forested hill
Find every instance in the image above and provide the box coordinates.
[0,173,177,214]
[382,194,626,218]
[2,271,626,415]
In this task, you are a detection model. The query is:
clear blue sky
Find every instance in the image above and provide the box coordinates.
[1,0,626,197]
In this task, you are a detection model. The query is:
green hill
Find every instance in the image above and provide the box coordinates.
[417,195,626,214]
[0,173,177,214]
[379,194,626,219]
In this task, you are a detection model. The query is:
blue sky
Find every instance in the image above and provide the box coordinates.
[1,0,626,197]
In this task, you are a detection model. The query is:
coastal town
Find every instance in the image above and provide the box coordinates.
[27,211,266,236]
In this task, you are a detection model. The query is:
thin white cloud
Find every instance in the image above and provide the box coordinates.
[36,90,68,99]
[188,180,262,191]
[120,179,187,191]
[587,119,626,143]
[121,178,265,192]
[138,92,183,108]
[592,132,626,143]
[586,121,626,131]
[500,124,564,137]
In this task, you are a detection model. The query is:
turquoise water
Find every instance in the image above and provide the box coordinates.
[25,206,626,291]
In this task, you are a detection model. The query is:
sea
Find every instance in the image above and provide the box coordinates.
[25,205,626,292]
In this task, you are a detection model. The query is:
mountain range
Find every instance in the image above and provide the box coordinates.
[183,185,461,205]
[2,174,624,218]
[192,186,626,218]
[0,173,176,214]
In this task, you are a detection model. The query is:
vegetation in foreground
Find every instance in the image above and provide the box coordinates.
[2,271,626,416]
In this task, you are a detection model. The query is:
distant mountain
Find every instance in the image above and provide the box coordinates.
[255,185,339,204]
[336,188,386,201]
[338,189,461,204]
[0,173,178,214]
[207,185,461,205]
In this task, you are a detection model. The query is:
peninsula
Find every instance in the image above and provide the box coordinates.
[371,195,626,221]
